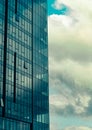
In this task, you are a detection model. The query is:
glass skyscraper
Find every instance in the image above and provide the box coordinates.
[0,0,49,130]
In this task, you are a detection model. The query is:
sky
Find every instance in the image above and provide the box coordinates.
[48,0,92,130]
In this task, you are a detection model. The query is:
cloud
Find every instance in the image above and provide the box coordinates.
[52,3,72,15]
[50,103,75,116]
[85,100,92,117]
[49,59,92,117]
[48,0,92,63]
[53,0,92,17]
[62,126,92,130]
[50,59,92,90]
[48,14,92,62]
[49,0,92,129]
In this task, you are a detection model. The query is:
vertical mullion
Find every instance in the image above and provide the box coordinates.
[14,52,16,103]
[32,0,33,129]
[2,0,8,117]
[15,0,18,14]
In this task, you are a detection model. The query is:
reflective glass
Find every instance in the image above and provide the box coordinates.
[0,0,49,129]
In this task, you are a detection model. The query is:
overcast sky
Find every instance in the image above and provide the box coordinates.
[48,0,92,130]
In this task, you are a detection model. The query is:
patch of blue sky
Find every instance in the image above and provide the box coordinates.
[48,0,60,15]
[60,4,71,15]
[60,116,92,128]
[48,0,71,16]
[48,0,54,14]
[51,116,92,129]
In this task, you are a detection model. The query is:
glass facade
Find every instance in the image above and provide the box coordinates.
[0,0,49,130]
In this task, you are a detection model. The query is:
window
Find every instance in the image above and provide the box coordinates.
[0,98,4,107]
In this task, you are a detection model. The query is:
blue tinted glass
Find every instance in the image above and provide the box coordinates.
[0,0,49,129]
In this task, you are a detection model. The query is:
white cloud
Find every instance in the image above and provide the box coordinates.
[48,14,92,62]
[50,59,92,89]
[53,0,92,17]
[62,126,92,130]
[49,0,92,129]
[49,58,92,116]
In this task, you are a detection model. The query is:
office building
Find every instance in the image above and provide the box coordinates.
[0,0,49,129]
